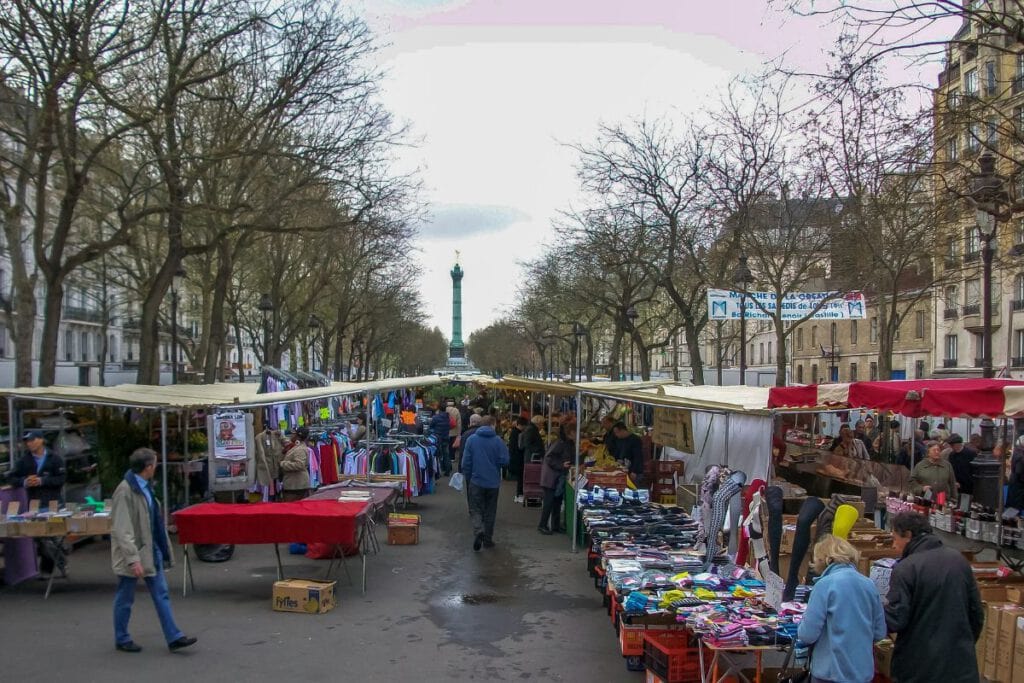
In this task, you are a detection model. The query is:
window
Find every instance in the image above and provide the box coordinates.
[1015,218,1024,247]
[985,60,997,95]
[947,236,958,259]
[945,284,959,308]
[1016,274,1024,302]
[965,68,978,95]
[870,317,879,343]
[987,117,998,147]
[915,310,926,339]
[965,226,980,256]
[850,362,858,381]
[108,335,117,363]
[80,331,88,361]
[797,365,804,383]
[966,123,981,152]
[893,315,901,341]
[64,330,73,362]
[759,343,764,365]
[966,278,981,306]
[948,87,961,110]
[947,136,959,162]
[797,328,804,350]
[127,338,134,361]
[870,362,879,380]
[1016,329,1024,358]
[851,320,858,345]
[767,341,773,364]
[1016,53,1024,92]
[915,360,926,379]
[811,364,819,384]
[811,325,817,347]
[946,334,959,361]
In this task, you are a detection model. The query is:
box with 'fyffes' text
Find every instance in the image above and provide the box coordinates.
[272,579,336,614]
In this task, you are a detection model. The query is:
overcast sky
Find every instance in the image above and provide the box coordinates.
[350,0,942,343]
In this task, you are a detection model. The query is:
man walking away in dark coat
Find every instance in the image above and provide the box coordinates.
[508,416,527,504]
[461,416,509,551]
[946,433,977,496]
[885,511,983,683]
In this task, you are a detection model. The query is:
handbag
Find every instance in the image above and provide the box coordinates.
[776,642,811,683]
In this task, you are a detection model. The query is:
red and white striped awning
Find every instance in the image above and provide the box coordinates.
[769,378,1024,418]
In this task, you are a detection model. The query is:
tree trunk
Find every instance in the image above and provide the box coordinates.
[775,324,789,387]
[878,297,897,380]
[683,320,705,385]
[203,245,232,383]
[4,219,37,387]
[585,335,594,381]
[36,279,65,386]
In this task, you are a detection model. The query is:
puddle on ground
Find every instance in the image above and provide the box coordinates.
[445,592,508,606]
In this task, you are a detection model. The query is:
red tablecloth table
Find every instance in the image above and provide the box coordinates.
[173,500,372,594]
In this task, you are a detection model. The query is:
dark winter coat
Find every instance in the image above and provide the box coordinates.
[541,439,572,490]
[507,426,524,472]
[884,533,983,683]
[519,424,544,461]
[948,446,977,495]
[429,412,450,440]
[1008,446,1024,510]
[9,449,66,506]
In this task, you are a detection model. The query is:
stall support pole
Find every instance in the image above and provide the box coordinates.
[572,390,582,553]
[182,410,189,507]
[7,396,15,466]
[160,410,169,529]
[547,393,553,439]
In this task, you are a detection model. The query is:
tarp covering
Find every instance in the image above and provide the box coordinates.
[0,375,445,410]
[492,375,672,396]
[768,378,1024,418]
[579,383,773,415]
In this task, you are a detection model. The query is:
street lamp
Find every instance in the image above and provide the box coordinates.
[337,333,345,381]
[308,314,321,373]
[258,293,274,369]
[573,322,587,382]
[542,329,556,379]
[732,254,753,386]
[968,150,1010,511]
[625,306,638,381]
[169,266,186,384]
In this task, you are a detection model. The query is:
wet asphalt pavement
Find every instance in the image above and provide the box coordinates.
[1,480,635,681]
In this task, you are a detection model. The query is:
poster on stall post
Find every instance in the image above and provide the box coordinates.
[652,408,694,453]
[212,413,248,460]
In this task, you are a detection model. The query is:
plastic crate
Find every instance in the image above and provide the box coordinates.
[643,630,701,683]
[620,622,646,655]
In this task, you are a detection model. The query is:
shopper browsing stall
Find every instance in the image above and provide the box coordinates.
[279,427,311,502]
[796,535,886,683]
[944,434,977,496]
[885,511,983,683]
[538,430,572,535]
[461,416,509,551]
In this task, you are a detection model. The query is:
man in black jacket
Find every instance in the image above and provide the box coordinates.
[885,511,983,683]
[9,430,66,507]
[9,430,67,575]
[945,433,977,496]
[611,422,644,484]
[508,416,527,504]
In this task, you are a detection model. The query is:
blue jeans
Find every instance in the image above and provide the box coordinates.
[113,550,184,646]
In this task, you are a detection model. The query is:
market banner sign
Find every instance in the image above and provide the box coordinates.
[212,413,249,460]
[652,407,694,453]
[706,289,867,321]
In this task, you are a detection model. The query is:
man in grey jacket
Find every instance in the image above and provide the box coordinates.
[111,448,196,653]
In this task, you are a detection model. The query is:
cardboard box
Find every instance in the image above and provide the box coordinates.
[66,515,91,534]
[998,607,1024,681]
[86,515,112,535]
[857,549,901,577]
[19,519,48,536]
[980,605,990,676]
[987,603,1015,681]
[1012,616,1024,683]
[777,552,810,583]
[1009,587,1024,606]
[272,579,336,614]
[45,518,66,535]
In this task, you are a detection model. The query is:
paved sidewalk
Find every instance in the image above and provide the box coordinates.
[2,480,635,681]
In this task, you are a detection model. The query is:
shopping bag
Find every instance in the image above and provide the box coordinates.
[449,472,465,491]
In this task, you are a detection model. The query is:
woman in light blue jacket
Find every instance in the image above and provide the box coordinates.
[796,535,887,683]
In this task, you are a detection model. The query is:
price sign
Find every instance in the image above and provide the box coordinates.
[652,408,694,452]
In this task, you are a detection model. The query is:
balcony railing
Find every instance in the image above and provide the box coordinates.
[62,306,106,324]
[964,250,981,263]
[975,357,986,368]
[944,308,959,320]
[1013,357,1024,368]
[963,304,981,316]
[944,256,960,269]
[1013,300,1024,312]
[943,358,959,368]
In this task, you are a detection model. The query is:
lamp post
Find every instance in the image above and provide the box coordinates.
[733,254,753,386]
[968,150,1010,510]
[337,333,345,381]
[542,329,556,379]
[573,323,587,382]
[169,266,186,384]
[258,293,274,369]
[625,306,638,381]
[308,314,321,373]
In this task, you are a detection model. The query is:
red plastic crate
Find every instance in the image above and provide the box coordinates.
[620,622,646,655]
[643,630,701,683]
